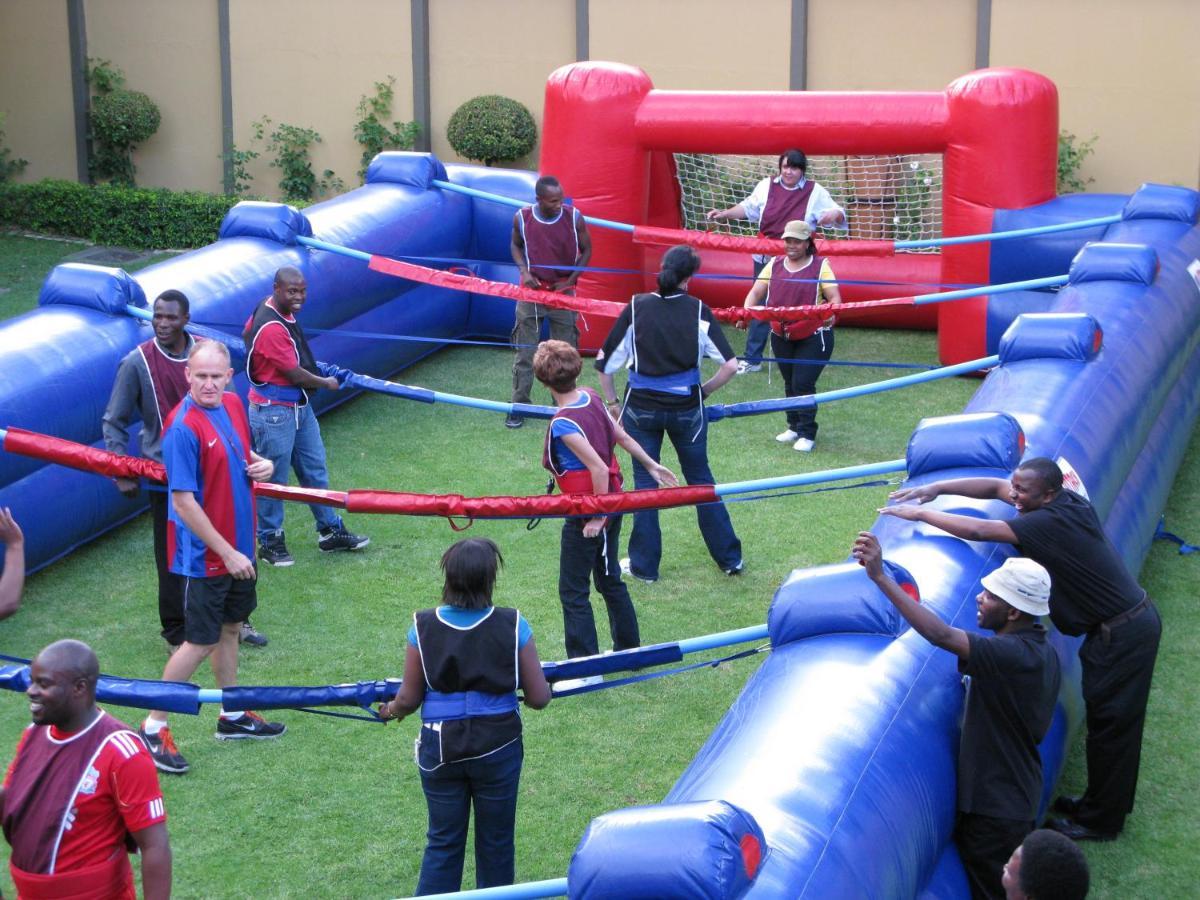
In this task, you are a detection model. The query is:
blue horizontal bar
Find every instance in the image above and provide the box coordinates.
[398,876,569,900]
[911,275,1067,306]
[433,179,634,233]
[678,623,769,654]
[813,355,998,404]
[897,214,1120,249]
[716,459,908,498]
[296,235,372,262]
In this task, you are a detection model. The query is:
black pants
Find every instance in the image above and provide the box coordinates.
[770,329,834,440]
[149,490,186,646]
[955,812,1031,900]
[559,516,639,658]
[1075,599,1162,833]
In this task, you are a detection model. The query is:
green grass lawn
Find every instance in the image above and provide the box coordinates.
[0,234,1196,898]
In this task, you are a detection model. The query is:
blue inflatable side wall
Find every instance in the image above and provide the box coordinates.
[1,154,1197,898]
[0,154,535,573]
[571,190,1197,898]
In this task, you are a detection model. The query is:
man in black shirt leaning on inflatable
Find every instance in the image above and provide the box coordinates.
[854,534,1060,900]
[880,456,1162,843]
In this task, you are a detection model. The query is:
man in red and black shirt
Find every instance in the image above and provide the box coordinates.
[506,175,592,428]
[243,266,368,566]
[1,639,171,899]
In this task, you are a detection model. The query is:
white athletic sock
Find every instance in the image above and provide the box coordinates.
[219,709,245,721]
[142,718,166,736]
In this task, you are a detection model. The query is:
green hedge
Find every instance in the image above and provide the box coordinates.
[0,179,239,249]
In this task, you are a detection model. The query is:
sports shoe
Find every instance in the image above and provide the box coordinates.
[258,537,295,567]
[505,413,524,429]
[736,361,763,374]
[215,711,287,741]
[239,621,269,647]
[723,562,745,576]
[619,557,657,584]
[792,437,815,453]
[775,429,799,443]
[317,526,370,553]
[139,724,189,774]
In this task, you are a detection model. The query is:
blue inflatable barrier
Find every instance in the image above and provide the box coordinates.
[0,151,1197,897]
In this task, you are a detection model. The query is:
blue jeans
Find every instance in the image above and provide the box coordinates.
[619,402,742,579]
[415,739,523,895]
[249,401,342,540]
[743,258,771,364]
[559,515,639,658]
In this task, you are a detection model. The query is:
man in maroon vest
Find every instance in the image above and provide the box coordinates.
[506,175,592,428]
[103,292,268,651]
[1,639,171,899]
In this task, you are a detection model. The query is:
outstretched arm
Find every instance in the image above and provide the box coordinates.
[890,477,1014,505]
[877,503,1018,545]
[853,532,970,659]
[0,508,25,621]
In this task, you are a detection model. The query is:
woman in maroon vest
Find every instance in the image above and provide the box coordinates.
[741,220,842,452]
[707,149,846,372]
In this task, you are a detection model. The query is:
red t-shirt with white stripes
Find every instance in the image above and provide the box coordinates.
[4,719,166,872]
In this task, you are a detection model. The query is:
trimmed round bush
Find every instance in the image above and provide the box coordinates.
[446,95,536,166]
[91,89,161,148]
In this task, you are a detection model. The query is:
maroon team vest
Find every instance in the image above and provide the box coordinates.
[137,336,193,430]
[766,254,832,341]
[519,205,579,283]
[758,179,817,239]
[542,388,622,494]
[3,712,137,874]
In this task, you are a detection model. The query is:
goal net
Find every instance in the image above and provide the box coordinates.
[673,153,943,252]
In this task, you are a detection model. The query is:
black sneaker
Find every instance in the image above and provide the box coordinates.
[239,621,269,647]
[139,724,190,774]
[215,711,287,741]
[318,526,370,553]
[258,538,294,567]
[504,413,524,429]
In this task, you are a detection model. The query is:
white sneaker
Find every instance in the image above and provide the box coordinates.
[736,361,763,374]
[775,429,799,443]
[792,437,815,452]
[619,557,657,584]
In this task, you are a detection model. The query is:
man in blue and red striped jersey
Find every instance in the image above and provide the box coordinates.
[1,639,172,899]
[138,341,286,776]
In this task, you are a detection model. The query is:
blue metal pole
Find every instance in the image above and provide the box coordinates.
[295,235,372,261]
[716,459,907,497]
[432,179,635,233]
[896,214,1120,250]
[814,354,999,404]
[397,877,569,900]
[910,275,1067,305]
[678,623,769,654]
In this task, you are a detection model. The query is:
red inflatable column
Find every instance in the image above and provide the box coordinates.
[940,69,1057,364]
[540,63,653,351]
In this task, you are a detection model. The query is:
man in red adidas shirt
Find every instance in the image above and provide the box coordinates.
[1,639,171,899]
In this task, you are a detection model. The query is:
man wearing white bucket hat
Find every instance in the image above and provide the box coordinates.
[854,534,1062,900]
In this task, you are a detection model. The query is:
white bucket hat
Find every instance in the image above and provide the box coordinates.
[981,557,1051,617]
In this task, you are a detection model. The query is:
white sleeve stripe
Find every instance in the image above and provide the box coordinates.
[112,731,141,759]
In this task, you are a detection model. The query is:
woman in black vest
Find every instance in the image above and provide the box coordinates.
[741,220,841,452]
[379,538,551,895]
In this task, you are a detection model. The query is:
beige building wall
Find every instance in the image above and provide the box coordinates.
[0,0,77,182]
[807,0,977,92]
[85,0,223,192]
[589,0,792,91]
[428,0,575,168]
[228,0,414,197]
[991,0,1200,192]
